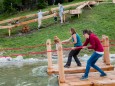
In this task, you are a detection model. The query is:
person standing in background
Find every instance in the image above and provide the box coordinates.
[58,3,64,24]
[38,9,43,29]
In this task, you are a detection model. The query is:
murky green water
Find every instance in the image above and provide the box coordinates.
[0,62,58,86]
[0,55,115,86]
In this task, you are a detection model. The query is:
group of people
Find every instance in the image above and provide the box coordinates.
[61,28,107,80]
[38,3,64,29]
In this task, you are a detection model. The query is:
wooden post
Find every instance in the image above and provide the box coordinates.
[102,35,110,65]
[63,14,66,23]
[46,39,53,72]
[78,14,80,18]
[105,36,110,65]
[113,0,115,3]
[8,28,11,36]
[102,35,106,63]
[57,42,65,83]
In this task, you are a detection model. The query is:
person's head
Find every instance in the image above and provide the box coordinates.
[70,28,76,35]
[83,29,92,39]
[58,3,61,6]
[39,9,41,12]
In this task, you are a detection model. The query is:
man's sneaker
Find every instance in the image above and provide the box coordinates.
[100,73,107,77]
[80,76,88,80]
[64,65,70,68]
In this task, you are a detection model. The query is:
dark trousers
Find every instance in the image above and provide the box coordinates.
[66,49,81,66]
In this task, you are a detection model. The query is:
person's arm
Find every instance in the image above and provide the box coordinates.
[87,37,96,49]
[83,38,89,46]
[62,36,72,43]
[71,34,77,44]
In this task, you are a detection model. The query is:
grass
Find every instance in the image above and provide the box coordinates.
[0,2,115,58]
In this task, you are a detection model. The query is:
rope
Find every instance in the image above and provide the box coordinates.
[0,44,46,51]
[0,39,115,51]
[0,44,114,57]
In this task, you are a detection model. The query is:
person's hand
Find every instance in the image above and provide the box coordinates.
[82,46,87,49]
[71,47,76,50]
[69,42,73,44]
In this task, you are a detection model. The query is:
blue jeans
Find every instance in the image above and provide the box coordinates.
[84,52,106,77]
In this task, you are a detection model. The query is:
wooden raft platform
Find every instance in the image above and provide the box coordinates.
[59,71,115,86]
[47,62,114,74]
[46,36,114,86]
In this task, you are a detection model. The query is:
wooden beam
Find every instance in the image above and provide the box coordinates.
[105,36,110,65]
[0,26,13,29]
[57,42,65,83]
[8,28,11,36]
[0,11,49,25]
[46,39,53,74]
[50,64,114,74]
[113,0,115,3]
[51,1,85,12]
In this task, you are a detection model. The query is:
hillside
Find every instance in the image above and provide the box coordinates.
[0,2,115,58]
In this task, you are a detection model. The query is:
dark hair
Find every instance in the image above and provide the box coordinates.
[83,29,92,35]
[70,28,76,35]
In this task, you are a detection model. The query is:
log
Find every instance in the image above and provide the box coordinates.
[105,36,110,65]
[51,1,85,12]
[113,0,115,3]
[0,11,49,25]
[46,39,53,73]
[0,26,13,29]
[57,42,65,83]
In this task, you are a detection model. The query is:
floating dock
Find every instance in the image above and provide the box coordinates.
[46,35,115,86]
[47,62,114,74]
[59,71,115,86]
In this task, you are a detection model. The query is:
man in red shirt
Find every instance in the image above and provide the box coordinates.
[80,29,107,80]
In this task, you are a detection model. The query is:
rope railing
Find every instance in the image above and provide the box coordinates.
[0,44,113,58]
[0,37,115,58]
[0,39,115,51]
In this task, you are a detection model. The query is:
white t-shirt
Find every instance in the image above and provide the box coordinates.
[96,51,104,55]
[59,5,64,13]
[38,11,43,19]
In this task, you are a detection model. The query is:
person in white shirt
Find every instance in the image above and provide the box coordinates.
[38,10,43,29]
[58,3,64,24]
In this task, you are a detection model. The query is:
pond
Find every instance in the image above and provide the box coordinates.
[0,57,58,86]
[0,54,115,86]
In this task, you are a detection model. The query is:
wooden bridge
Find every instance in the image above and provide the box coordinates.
[46,35,115,86]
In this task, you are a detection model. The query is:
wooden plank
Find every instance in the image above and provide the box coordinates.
[0,11,49,25]
[52,65,114,74]
[70,9,82,15]
[51,1,85,12]
[88,1,97,5]
[94,80,115,86]
[77,1,89,9]
[2,14,54,29]
[46,39,53,75]
[113,0,115,3]
[59,71,115,86]
[0,26,13,29]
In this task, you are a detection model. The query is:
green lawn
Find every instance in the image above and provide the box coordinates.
[0,2,115,58]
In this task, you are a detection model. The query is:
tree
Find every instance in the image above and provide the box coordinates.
[0,0,4,14]
[3,0,17,13]
[37,0,47,9]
